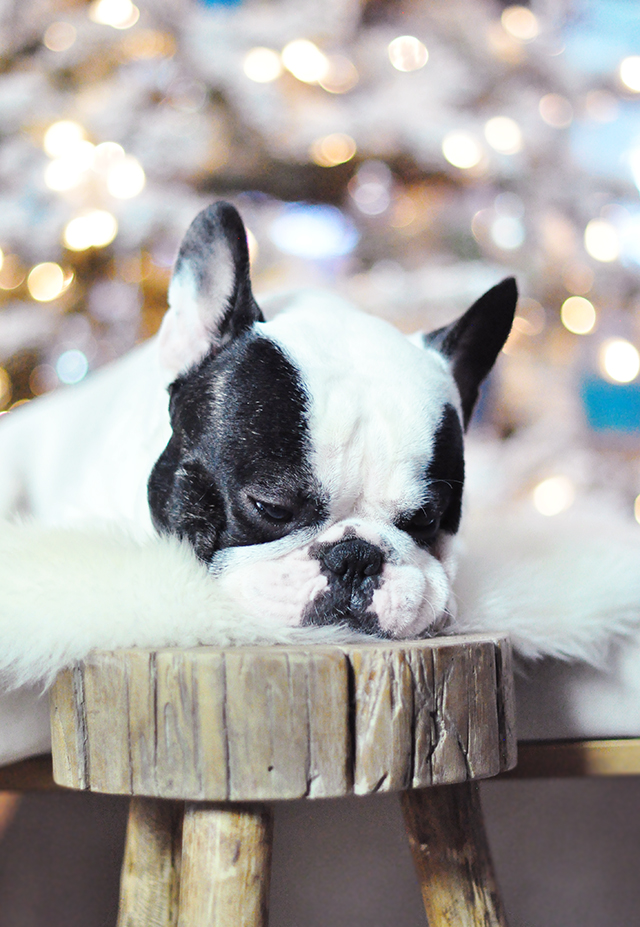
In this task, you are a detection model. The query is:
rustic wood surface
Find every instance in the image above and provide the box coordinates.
[401,781,509,927]
[50,634,515,801]
[117,797,182,927]
[177,802,273,927]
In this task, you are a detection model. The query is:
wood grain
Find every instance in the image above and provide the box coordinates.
[401,782,509,927]
[117,797,182,927]
[177,802,272,927]
[50,635,515,801]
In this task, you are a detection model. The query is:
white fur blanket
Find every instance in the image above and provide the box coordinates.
[3,506,640,691]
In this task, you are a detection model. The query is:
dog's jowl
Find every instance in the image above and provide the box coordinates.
[0,201,517,640]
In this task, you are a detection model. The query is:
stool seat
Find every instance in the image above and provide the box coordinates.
[50,634,515,801]
[49,633,516,927]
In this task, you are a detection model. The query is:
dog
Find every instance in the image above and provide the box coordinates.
[0,201,517,644]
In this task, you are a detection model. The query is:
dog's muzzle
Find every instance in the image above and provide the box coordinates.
[305,537,385,632]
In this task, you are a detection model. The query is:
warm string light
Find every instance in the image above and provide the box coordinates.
[620,56,640,92]
[281,39,329,84]
[599,339,640,384]
[501,6,539,43]
[584,219,619,262]
[88,0,139,29]
[560,296,596,335]
[484,116,522,154]
[64,211,118,251]
[442,131,483,169]
[26,263,73,302]
[309,133,356,167]
[533,476,575,516]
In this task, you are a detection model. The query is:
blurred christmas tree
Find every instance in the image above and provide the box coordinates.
[2,0,640,519]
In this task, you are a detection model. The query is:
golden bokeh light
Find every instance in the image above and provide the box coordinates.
[309,133,357,167]
[27,262,67,301]
[501,6,539,42]
[64,211,118,251]
[560,296,596,335]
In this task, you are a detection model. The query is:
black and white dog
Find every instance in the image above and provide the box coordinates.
[0,201,516,644]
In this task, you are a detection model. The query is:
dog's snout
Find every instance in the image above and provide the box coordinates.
[322,538,383,584]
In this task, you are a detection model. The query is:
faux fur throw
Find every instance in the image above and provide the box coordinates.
[3,507,640,690]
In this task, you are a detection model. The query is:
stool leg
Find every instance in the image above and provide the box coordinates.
[400,782,508,927]
[177,801,273,927]
[117,797,183,927]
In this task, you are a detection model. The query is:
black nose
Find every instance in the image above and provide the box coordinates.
[321,539,383,585]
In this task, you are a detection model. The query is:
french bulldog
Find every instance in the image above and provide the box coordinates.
[0,201,517,641]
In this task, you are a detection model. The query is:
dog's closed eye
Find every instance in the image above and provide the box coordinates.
[397,508,441,544]
[251,498,295,523]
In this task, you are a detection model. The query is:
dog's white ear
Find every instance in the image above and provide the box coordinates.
[422,277,517,428]
[158,202,264,375]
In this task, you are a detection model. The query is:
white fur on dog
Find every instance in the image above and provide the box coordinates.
[0,520,363,691]
[449,505,640,665]
[3,504,640,691]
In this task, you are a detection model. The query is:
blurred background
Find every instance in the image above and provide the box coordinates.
[2,0,640,521]
[3,1,640,925]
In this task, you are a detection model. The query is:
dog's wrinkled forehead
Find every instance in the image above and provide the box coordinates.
[259,294,460,516]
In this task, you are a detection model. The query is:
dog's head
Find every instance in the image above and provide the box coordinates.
[148,202,517,638]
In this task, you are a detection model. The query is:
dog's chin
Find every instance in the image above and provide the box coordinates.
[212,533,457,639]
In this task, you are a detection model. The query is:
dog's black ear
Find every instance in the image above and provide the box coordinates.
[423,277,517,428]
[158,201,264,375]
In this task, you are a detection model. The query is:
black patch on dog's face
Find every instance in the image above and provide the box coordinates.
[395,403,464,547]
[148,332,327,562]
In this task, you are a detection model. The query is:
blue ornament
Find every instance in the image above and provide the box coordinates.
[580,374,640,433]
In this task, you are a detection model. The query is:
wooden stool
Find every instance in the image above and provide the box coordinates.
[49,634,516,927]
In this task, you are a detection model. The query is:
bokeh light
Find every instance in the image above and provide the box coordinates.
[43,121,86,158]
[243,47,282,83]
[501,6,539,42]
[309,133,356,167]
[106,155,146,198]
[388,36,429,72]
[620,56,640,92]
[89,0,140,29]
[560,296,596,335]
[319,56,358,94]
[539,94,573,128]
[56,349,89,385]
[0,255,26,290]
[533,476,575,516]
[484,116,522,154]
[599,338,640,383]
[44,22,77,52]
[269,204,359,259]
[281,40,328,84]
[584,219,619,262]
[442,131,483,169]
[64,211,118,251]
[27,262,67,302]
